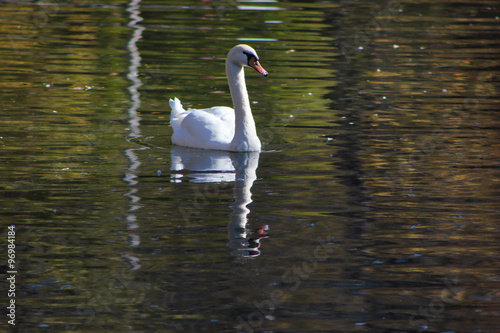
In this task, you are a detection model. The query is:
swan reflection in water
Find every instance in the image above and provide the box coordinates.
[170,146,269,257]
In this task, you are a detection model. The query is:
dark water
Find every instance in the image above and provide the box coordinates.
[1,0,499,332]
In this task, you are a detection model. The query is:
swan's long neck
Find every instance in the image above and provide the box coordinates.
[226,61,260,151]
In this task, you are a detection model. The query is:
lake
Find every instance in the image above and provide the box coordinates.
[0,0,499,332]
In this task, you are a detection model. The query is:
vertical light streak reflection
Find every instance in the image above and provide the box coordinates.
[123,0,145,270]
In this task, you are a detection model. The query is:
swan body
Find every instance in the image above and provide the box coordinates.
[170,44,268,152]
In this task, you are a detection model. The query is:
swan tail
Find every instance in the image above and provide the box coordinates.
[169,97,185,118]
[170,97,188,133]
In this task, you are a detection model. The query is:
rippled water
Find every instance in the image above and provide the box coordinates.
[1,0,499,332]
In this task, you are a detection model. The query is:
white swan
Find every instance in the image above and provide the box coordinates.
[169,44,268,152]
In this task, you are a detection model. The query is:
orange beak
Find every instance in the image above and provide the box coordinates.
[248,57,268,76]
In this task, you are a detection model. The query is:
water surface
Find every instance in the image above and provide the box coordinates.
[0,0,499,332]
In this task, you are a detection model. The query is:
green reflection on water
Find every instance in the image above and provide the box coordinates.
[0,0,499,332]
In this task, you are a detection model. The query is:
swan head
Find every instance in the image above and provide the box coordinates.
[227,44,268,76]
